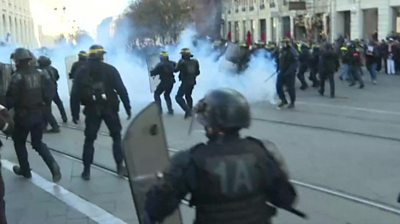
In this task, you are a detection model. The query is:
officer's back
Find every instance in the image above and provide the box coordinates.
[71,47,130,116]
[175,49,200,85]
[145,89,298,224]
[8,52,54,116]
[151,59,176,83]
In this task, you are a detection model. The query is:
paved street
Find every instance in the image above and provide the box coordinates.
[1,73,400,223]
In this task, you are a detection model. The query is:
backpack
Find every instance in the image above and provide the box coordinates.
[80,68,107,106]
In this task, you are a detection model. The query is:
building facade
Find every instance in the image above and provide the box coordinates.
[0,0,37,47]
[332,0,400,41]
[222,0,400,43]
[222,0,271,43]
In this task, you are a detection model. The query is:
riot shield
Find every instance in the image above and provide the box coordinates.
[0,63,12,104]
[65,55,78,94]
[225,42,241,64]
[122,102,183,224]
[145,54,160,93]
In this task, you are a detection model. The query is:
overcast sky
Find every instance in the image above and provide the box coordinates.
[30,0,131,36]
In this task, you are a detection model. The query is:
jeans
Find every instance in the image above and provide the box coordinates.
[366,63,377,81]
[340,64,349,80]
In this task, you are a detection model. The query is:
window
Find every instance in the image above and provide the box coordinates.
[260,0,266,9]
[269,0,276,8]
[249,0,255,11]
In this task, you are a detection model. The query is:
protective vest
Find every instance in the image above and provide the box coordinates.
[157,61,175,83]
[190,138,275,224]
[178,59,199,85]
[18,69,45,111]
[80,70,107,106]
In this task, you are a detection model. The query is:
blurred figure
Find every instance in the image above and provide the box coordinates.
[175,48,200,119]
[69,51,87,80]
[319,43,340,98]
[150,52,176,115]
[276,38,298,109]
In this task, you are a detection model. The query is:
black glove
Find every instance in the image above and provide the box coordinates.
[126,109,132,120]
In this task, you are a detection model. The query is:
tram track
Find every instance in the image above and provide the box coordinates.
[34,122,400,216]
[60,113,400,143]
[46,140,400,216]
[3,118,399,217]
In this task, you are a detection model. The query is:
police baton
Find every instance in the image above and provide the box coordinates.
[265,72,277,83]
[286,207,308,219]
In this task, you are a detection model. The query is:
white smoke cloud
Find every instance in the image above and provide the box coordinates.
[0,23,277,115]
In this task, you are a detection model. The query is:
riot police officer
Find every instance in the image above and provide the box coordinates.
[38,56,67,123]
[175,48,200,119]
[296,43,310,90]
[150,51,176,115]
[309,44,320,87]
[6,48,61,182]
[318,43,340,98]
[70,45,131,180]
[276,38,298,109]
[69,51,87,80]
[37,56,65,133]
[145,88,298,224]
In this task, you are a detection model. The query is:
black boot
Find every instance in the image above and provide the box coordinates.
[45,127,60,133]
[184,110,192,119]
[50,162,62,183]
[38,145,61,182]
[12,166,31,178]
[117,163,127,177]
[81,166,90,181]
[287,103,295,109]
[277,101,288,109]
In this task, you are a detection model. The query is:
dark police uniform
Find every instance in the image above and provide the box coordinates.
[7,48,61,183]
[276,41,298,108]
[70,45,131,180]
[175,48,200,118]
[69,51,87,80]
[309,45,320,87]
[318,44,340,98]
[296,44,310,90]
[145,89,298,224]
[150,52,176,114]
[38,56,67,132]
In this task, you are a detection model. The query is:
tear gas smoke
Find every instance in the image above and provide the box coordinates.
[0,24,277,115]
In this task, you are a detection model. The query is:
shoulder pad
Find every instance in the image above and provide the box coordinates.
[189,143,206,153]
[245,137,266,148]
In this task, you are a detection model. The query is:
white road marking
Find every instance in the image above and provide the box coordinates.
[296,101,400,116]
[1,159,127,224]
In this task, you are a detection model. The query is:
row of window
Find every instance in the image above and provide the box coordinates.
[0,13,34,44]
[224,0,283,14]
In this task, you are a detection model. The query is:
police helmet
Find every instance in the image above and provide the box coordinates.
[78,51,88,59]
[88,45,106,60]
[38,56,51,67]
[180,48,193,57]
[13,48,33,62]
[194,88,251,129]
[160,51,169,61]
